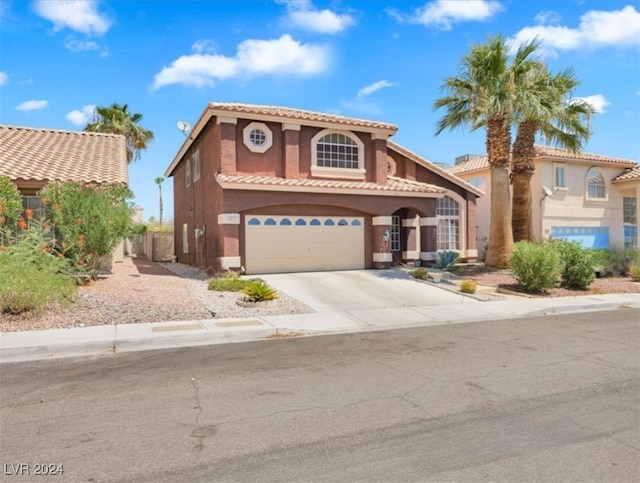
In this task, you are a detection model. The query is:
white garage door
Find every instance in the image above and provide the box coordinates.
[245,215,365,274]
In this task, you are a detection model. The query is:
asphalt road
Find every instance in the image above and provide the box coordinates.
[1,309,639,482]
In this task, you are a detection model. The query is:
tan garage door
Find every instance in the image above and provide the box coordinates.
[245,215,365,274]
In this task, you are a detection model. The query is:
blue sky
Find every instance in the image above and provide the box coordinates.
[1,0,639,222]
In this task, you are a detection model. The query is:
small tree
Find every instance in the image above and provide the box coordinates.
[154,176,165,228]
[0,176,23,231]
[39,182,133,279]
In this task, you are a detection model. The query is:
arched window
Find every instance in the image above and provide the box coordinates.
[311,129,365,180]
[436,196,460,250]
[587,169,606,199]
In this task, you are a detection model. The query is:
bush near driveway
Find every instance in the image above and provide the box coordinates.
[207,275,264,292]
[509,241,562,293]
[552,239,595,290]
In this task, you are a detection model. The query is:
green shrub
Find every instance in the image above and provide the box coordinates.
[208,276,259,292]
[509,241,561,293]
[598,247,636,276]
[460,279,477,294]
[411,267,428,280]
[630,265,640,282]
[0,265,76,314]
[0,176,23,230]
[552,240,595,290]
[433,250,459,271]
[241,281,278,302]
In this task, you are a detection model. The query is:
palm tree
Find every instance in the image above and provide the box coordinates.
[511,67,593,241]
[434,35,543,267]
[85,103,154,163]
[154,177,165,228]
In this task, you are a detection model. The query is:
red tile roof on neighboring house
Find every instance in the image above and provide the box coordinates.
[216,173,445,197]
[446,145,637,176]
[0,124,128,185]
[613,165,640,183]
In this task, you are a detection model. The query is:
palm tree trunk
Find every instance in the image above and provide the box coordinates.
[485,116,513,268]
[511,171,533,241]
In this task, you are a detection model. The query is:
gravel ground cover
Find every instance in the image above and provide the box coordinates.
[0,257,313,333]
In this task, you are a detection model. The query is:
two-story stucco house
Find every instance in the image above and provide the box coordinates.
[164,103,482,274]
[447,146,639,257]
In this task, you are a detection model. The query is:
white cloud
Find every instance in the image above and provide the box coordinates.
[33,0,111,36]
[357,80,395,99]
[16,99,48,112]
[66,104,96,125]
[575,94,610,114]
[0,71,7,86]
[192,39,217,54]
[534,10,561,25]
[153,34,329,89]
[65,37,99,52]
[510,5,640,56]
[278,0,354,34]
[403,0,502,30]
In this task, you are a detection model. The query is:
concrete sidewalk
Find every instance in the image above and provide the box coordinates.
[1,291,638,363]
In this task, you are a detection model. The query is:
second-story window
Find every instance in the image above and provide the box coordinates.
[192,150,201,182]
[586,168,605,199]
[311,129,365,180]
[185,159,192,187]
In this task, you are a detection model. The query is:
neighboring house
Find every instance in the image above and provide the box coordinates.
[165,102,482,274]
[446,146,639,256]
[0,124,128,260]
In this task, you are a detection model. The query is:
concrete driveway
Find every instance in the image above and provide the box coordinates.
[259,269,470,312]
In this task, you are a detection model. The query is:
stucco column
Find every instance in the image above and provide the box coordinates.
[372,216,392,268]
[419,217,437,262]
[372,135,388,185]
[466,192,478,261]
[217,213,241,270]
[283,123,300,179]
[402,216,420,261]
[218,117,237,175]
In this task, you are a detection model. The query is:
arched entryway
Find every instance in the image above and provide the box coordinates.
[390,207,424,265]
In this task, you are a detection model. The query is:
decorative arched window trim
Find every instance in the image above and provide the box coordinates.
[311,129,366,180]
[386,155,397,177]
[243,122,273,154]
[585,167,607,200]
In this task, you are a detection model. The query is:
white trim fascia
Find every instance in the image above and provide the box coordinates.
[419,217,437,226]
[372,216,393,226]
[218,213,240,225]
[466,249,478,257]
[402,217,419,228]
[373,252,392,262]
[216,180,442,198]
[311,166,366,180]
[217,116,237,125]
[420,252,436,261]
[372,132,390,140]
[218,256,242,269]
[283,123,301,131]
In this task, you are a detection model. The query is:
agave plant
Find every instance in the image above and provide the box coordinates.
[433,251,460,271]
[241,281,278,302]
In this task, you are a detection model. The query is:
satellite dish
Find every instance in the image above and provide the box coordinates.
[176,121,191,136]
[542,186,554,198]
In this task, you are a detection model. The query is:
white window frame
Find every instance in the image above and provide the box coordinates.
[436,195,460,251]
[311,129,365,180]
[386,156,397,177]
[390,215,400,251]
[185,159,192,187]
[192,149,201,182]
[554,164,567,190]
[242,122,273,153]
[586,168,606,200]
[623,197,637,249]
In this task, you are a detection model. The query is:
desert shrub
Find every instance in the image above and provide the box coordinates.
[241,281,278,302]
[630,265,640,282]
[460,279,477,294]
[433,250,459,271]
[411,267,428,280]
[0,176,23,232]
[0,265,76,314]
[599,247,634,276]
[552,240,595,290]
[39,182,133,279]
[208,275,260,292]
[509,241,561,293]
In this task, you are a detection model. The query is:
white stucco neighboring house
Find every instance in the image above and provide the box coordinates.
[446,146,639,258]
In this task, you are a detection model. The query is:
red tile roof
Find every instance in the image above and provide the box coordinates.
[0,125,128,185]
[613,165,640,183]
[446,145,637,175]
[216,173,445,196]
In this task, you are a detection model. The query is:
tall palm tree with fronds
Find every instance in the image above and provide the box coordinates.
[85,103,154,163]
[511,67,593,241]
[434,35,543,267]
[154,177,165,228]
